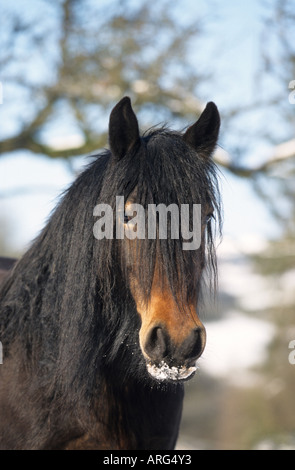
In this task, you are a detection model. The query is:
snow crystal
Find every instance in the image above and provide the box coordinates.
[147,361,198,381]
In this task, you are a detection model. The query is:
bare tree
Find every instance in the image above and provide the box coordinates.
[0,0,205,159]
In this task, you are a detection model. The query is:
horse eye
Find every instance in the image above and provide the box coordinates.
[124,214,131,224]
[124,214,133,224]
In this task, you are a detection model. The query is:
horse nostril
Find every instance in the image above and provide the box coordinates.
[143,325,206,366]
[178,327,206,363]
[144,326,169,363]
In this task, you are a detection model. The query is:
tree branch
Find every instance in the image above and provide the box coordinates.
[214,139,295,177]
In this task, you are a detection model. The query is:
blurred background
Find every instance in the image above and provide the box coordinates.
[0,0,294,449]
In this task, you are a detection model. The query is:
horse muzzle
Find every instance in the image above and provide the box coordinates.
[141,324,206,382]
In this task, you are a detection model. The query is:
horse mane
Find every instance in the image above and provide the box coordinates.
[0,127,222,416]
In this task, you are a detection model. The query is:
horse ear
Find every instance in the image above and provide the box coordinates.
[109,96,140,160]
[183,102,220,157]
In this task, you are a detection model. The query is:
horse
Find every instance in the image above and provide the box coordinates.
[0,97,221,450]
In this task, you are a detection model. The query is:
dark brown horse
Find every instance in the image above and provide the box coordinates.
[0,97,221,449]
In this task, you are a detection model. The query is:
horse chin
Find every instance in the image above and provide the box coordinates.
[146,361,198,383]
